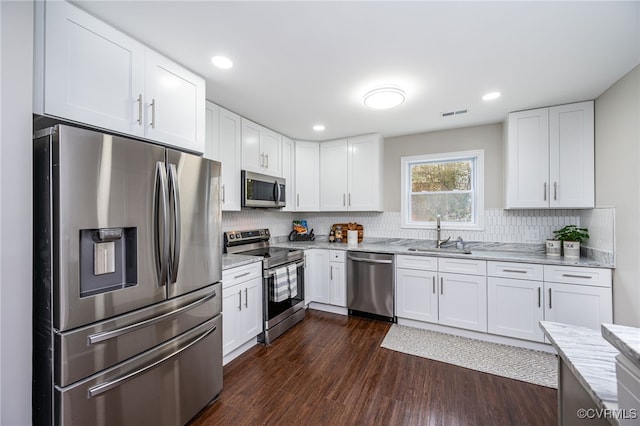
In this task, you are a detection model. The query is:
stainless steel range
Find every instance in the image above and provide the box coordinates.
[224,229,305,344]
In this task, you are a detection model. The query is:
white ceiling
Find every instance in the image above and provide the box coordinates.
[74,1,640,141]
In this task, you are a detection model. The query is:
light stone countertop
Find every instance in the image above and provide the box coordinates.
[222,254,263,270]
[540,321,619,424]
[271,237,614,269]
[602,323,640,371]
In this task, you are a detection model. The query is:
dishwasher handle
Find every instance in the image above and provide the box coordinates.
[347,254,393,264]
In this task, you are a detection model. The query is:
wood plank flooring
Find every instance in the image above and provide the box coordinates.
[189,309,557,426]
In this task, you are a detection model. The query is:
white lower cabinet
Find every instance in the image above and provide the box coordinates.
[304,249,346,309]
[544,281,612,329]
[488,277,545,342]
[395,255,487,332]
[222,262,262,364]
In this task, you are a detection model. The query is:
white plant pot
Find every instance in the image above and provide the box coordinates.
[546,240,562,257]
[563,241,581,259]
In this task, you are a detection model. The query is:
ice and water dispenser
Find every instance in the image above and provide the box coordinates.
[79,227,137,297]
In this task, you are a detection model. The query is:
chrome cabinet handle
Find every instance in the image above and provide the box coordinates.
[265,153,269,169]
[548,288,552,309]
[440,277,444,295]
[260,153,265,168]
[343,193,346,207]
[221,184,226,203]
[562,274,592,279]
[297,193,300,207]
[244,288,248,308]
[88,325,217,398]
[233,271,251,280]
[137,94,143,125]
[503,269,527,274]
[88,291,216,344]
[554,182,558,201]
[348,193,351,206]
[543,182,547,201]
[150,99,156,128]
[432,276,435,294]
[330,265,333,280]
[238,290,242,311]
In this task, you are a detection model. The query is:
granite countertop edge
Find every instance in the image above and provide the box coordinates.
[270,238,614,269]
[540,321,619,424]
[222,254,263,270]
[601,323,640,370]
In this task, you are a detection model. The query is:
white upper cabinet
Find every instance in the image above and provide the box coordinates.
[35,1,205,153]
[281,136,296,212]
[505,101,594,209]
[205,102,242,211]
[241,118,282,177]
[319,134,383,211]
[294,141,320,211]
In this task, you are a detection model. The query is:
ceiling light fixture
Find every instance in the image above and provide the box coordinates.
[313,124,325,132]
[363,86,406,110]
[211,56,233,69]
[482,91,501,101]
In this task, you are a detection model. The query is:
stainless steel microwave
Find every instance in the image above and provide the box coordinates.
[241,170,286,208]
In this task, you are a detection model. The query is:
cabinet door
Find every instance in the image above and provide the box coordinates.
[329,261,346,307]
[43,1,145,137]
[204,101,220,161]
[439,273,487,332]
[396,268,438,323]
[304,249,329,304]
[240,277,263,342]
[488,277,544,342]
[348,134,383,211]
[145,50,205,153]
[281,137,295,212]
[505,108,550,208]
[549,101,594,208]
[241,119,263,173]
[320,139,348,211]
[222,285,242,356]
[261,128,282,177]
[219,107,242,211]
[294,141,320,211]
[544,282,612,330]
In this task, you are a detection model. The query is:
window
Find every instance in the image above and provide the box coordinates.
[401,150,484,230]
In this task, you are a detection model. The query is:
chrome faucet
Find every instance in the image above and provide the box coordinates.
[436,215,450,248]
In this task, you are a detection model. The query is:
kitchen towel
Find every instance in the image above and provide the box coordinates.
[287,264,298,298]
[271,267,290,302]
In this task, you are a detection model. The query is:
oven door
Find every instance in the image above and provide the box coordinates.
[241,170,285,208]
[263,260,305,329]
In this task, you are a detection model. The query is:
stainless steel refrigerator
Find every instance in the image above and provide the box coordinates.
[33,124,223,426]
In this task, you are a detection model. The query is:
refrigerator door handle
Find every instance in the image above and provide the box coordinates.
[87,290,217,345]
[168,163,181,284]
[88,324,217,398]
[154,161,169,286]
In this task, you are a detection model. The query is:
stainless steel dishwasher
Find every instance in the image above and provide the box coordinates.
[346,251,395,321]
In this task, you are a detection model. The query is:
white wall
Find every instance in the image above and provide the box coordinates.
[0,1,34,425]
[595,65,640,327]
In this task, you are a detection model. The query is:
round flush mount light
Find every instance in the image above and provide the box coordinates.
[363,86,406,110]
[313,124,325,132]
[211,56,233,69]
[482,91,501,101]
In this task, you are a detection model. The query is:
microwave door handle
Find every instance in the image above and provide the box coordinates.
[273,181,279,205]
[168,164,181,284]
[154,162,169,286]
[277,181,282,204]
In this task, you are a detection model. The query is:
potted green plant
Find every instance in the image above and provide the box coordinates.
[553,225,589,258]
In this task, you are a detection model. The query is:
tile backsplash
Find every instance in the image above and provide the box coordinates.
[222,207,615,260]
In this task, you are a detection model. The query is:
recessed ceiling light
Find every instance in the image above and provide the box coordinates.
[482,91,501,101]
[313,124,325,132]
[363,87,406,110]
[211,56,233,69]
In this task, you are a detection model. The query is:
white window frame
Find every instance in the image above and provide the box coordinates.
[400,150,485,230]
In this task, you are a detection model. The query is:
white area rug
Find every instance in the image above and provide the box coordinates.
[381,324,558,388]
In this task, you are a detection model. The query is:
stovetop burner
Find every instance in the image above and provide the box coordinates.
[224,229,304,269]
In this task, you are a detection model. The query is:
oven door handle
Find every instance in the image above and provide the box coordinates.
[87,291,216,345]
[263,260,305,278]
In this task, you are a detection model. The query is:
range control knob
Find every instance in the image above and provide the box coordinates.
[228,234,235,240]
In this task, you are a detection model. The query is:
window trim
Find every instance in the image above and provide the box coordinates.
[400,150,485,230]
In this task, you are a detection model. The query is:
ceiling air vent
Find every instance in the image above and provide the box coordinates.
[441,109,468,118]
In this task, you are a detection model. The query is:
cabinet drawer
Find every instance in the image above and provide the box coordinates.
[396,255,438,271]
[223,262,262,289]
[488,262,543,281]
[543,265,611,288]
[438,258,486,276]
[330,250,345,262]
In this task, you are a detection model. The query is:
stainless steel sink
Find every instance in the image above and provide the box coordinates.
[407,247,472,255]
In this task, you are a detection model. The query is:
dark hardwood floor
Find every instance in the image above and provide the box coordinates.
[190,309,557,426]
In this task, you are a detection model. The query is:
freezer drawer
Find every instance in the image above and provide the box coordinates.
[56,284,221,387]
[55,315,222,426]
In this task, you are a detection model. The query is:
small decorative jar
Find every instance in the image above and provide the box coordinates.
[335,226,343,243]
